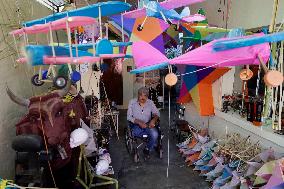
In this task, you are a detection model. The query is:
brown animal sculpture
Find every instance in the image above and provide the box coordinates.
[6,83,89,188]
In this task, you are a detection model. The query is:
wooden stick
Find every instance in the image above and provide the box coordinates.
[269,0,280,33]
[258,54,269,73]
[278,42,283,130]
[214,134,261,163]
[264,0,280,118]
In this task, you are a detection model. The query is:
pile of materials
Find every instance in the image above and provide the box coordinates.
[177,129,283,188]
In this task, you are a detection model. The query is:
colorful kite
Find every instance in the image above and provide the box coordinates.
[177,65,230,115]
[109,15,169,54]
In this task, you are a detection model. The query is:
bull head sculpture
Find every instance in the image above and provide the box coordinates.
[6,83,88,170]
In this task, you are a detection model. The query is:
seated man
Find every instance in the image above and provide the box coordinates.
[127,87,160,156]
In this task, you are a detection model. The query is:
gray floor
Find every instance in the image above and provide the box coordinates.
[108,109,209,189]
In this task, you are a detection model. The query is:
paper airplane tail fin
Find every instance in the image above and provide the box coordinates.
[180,7,191,18]
[131,41,169,73]
[181,14,206,23]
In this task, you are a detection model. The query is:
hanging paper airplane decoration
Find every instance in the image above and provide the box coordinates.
[123,0,206,31]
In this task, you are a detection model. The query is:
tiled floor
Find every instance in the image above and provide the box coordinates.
[108,109,209,189]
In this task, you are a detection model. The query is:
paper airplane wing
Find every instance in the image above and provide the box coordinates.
[160,0,205,10]
[24,1,131,27]
[123,8,146,18]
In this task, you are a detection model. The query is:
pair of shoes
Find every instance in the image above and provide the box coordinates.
[143,148,150,159]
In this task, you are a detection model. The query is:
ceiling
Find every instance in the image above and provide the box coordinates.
[36,0,138,11]
[36,0,68,11]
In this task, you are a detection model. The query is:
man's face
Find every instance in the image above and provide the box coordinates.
[138,93,148,104]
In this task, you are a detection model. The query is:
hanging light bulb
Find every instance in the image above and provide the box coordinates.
[258,54,284,87]
[165,65,178,86]
[67,17,73,22]
[239,65,253,81]
[165,73,178,86]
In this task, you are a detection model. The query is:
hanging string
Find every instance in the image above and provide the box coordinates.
[272,48,279,130]
[271,85,277,129]
[15,0,24,27]
[272,42,283,131]
[225,0,232,30]
[86,69,94,96]
[29,0,34,18]
[219,0,233,107]
[65,15,74,74]
[39,97,57,188]
[100,77,118,139]
[219,71,224,110]
[98,6,103,39]
[121,14,124,42]
[277,42,283,130]
[176,55,237,77]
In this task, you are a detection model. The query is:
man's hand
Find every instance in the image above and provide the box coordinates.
[140,122,148,128]
[149,120,156,128]
[134,119,147,128]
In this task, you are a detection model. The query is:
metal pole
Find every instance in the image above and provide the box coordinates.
[255,64,261,96]
[121,14,124,42]
[98,6,103,39]
[143,72,146,86]
[49,24,56,57]
[278,42,284,130]
[49,23,57,77]
[163,76,165,109]
[74,29,79,58]
[92,24,96,56]
[105,23,109,40]
[66,17,73,74]
[167,88,170,178]
[241,81,246,110]
[264,0,280,118]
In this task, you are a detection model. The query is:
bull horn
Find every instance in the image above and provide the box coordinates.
[6,84,30,107]
[57,81,72,97]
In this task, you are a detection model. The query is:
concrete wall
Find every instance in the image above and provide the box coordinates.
[121,59,135,109]
[0,0,52,179]
[190,0,284,29]
[212,67,236,110]
[80,65,102,99]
